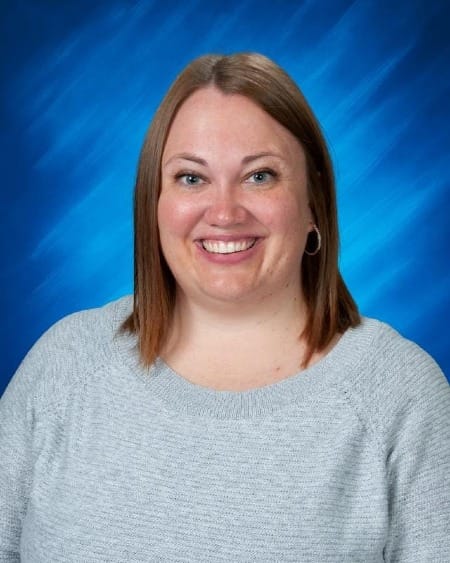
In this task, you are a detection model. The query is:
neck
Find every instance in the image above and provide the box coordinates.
[160,289,310,390]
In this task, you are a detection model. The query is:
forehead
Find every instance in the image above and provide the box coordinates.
[163,87,305,162]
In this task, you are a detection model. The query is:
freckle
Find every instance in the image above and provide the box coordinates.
[275,366,281,372]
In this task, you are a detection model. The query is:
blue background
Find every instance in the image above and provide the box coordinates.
[1,0,449,394]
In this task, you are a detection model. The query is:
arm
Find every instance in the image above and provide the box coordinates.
[0,305,110,562]
[0,357,35,563]
[384,355,450,562]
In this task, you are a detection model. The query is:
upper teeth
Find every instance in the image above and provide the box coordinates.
[202,239,256,254]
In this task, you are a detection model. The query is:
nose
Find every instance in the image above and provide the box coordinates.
[203,185,248,227]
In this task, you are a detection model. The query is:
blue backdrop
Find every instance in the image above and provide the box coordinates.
[1,0,449,394]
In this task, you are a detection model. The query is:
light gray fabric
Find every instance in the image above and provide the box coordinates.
[1,296,449,562]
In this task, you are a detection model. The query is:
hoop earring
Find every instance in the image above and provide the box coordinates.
[304,225,321,256]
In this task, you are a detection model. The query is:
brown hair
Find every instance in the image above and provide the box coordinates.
[122,52,360,367]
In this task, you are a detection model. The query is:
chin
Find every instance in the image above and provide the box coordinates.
[202,288,254,304]
[195,279,260,304]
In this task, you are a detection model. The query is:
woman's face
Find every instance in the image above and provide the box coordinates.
[158,87,314,307]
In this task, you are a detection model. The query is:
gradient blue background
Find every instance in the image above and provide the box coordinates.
[1,0,449,394]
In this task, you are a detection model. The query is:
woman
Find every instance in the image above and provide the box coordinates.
[1,53,449,562]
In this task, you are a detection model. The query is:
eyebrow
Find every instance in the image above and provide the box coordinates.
[163,151,284,168]
[241,152,284,164]
[163,153,207,167]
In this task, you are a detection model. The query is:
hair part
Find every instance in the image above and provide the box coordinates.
[122,52,360,368]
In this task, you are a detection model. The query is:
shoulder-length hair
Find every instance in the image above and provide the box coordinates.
[122,52,360,367]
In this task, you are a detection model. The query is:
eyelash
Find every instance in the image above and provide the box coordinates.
[246,168,278,184]
[175,172,205,187]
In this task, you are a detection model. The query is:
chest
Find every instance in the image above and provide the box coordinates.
[21,401,388,562]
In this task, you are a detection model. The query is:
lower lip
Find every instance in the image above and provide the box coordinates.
[195,239,261,264]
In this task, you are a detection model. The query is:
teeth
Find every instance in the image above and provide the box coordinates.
[202,239,256,254]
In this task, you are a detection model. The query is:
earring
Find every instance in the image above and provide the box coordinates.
[304,225,321,256]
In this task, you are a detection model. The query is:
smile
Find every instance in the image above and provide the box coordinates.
[201,239,257,254]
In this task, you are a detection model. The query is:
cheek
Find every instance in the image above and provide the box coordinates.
[258,193,308,232]
[157,193,200,239]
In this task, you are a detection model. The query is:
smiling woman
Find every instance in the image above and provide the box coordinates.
[156,87,326,386]
[124,53,360,377]
[1,53,449,562]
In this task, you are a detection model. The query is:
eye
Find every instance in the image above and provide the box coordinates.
[176,173,204,187]
[247,169,277,185]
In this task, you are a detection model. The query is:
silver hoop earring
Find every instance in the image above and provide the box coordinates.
[304,225,321,256]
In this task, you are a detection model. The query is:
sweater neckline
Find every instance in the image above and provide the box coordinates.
[111,296,377,419]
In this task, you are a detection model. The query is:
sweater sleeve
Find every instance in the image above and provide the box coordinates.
[0,303,116,562]
[0,347,38,562]
[383,348,450,562]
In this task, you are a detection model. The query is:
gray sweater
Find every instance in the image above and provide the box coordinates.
[1,296,449,562]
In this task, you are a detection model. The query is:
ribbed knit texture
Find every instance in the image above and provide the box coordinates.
[1,296,449,562]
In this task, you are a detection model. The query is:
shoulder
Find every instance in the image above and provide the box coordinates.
[357,317,446,389]
[52,294,132,345]
[337,317,449,444]
[342,316,447,389]
[26,294,132,364]
[2,295,133,412]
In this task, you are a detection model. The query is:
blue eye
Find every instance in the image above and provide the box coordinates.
[178,173,203,186]
[249,170,276,184]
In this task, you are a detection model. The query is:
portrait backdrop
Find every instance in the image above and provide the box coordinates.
[1,0,449,394]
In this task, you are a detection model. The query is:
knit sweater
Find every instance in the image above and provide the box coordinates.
[1,296,449,562]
